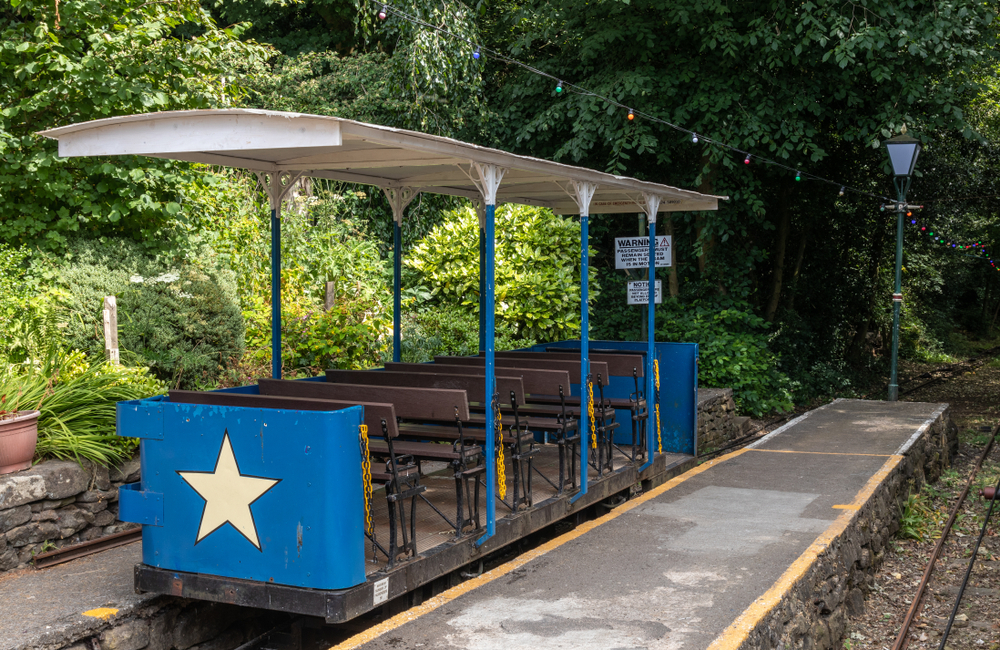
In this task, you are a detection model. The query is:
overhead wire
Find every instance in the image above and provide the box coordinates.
[376,1,889,200]
[377,2,998,258]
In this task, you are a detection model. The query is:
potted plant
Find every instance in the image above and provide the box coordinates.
[0,394,40,474]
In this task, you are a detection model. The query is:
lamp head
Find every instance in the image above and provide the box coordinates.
[884,129,922,177]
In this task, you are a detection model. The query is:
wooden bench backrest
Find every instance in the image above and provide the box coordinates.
[169,389,399,437]
[383,363,571,396]
[258,378,470,422]
[485,351,644,377]
[325,369,525,406]
[432,356,608,385]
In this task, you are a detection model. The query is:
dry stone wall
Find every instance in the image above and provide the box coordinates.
[697,387,739,453]
[0,457,140,572]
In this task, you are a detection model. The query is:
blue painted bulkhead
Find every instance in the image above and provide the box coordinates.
[532,340,698,456]
[116,395,367,590]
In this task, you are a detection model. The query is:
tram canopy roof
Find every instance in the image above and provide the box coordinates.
[40,109,725,215]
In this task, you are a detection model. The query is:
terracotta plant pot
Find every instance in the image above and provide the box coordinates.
[0,410,40,475]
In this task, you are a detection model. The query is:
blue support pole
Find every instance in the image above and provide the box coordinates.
[476,204,497,546]
[393,220,402,363]
[571,214,590,503]
[270,207,282,380]
[640,217,656,471]
[479,226,486,352]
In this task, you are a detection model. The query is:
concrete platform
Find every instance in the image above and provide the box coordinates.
[335,399,954,650]
[0,541,157,650]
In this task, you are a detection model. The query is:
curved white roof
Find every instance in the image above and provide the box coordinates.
[40,109,725,214]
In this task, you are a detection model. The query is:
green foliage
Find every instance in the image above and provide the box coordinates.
[0,0,270,252]
[1,350,165,465]
[897,491,944,543]
[199,177,394,374]
[52,239,244,389]
[281,293,391,373]
[400,305,537,363]
[406,204,597,341]
[655,299,794,417]
[899,303,954,364]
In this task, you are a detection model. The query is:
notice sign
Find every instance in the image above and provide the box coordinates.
[627,280,662,305]
[614,236,672,269]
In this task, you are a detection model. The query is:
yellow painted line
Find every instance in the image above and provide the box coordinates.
[330,449,750,650]
[748,449,892,458]
[82,607,118,621]
[832,504,861,510]
[707,454,904,650]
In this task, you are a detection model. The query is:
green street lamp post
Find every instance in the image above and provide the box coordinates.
[884,127,922,402]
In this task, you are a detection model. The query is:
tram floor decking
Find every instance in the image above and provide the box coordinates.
[364,442,647,574]
[341,399,951,650]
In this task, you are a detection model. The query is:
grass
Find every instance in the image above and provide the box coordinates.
[897,490,946,542]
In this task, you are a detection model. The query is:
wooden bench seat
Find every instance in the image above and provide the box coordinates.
[326,369,526,406]
[485,351,644,377]
[384,363,572,396]
[433,356,609,385]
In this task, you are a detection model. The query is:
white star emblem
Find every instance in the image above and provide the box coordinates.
[177,431,280,550]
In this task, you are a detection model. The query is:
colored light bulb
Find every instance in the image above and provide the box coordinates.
[795,171,801,181]
[556,80,562,93]
[627,109,634,120]
[473,48,480,60]
[744,154,751,165]
[378,5,387,19]
[839,186,845,196]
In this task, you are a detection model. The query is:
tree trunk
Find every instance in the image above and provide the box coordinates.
[784,232,808,311]
[764,197,791,322]
[665,216,679,298]
[846,222,890,363]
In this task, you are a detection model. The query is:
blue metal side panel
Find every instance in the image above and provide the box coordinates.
[538,340,698,455]
[117,398,366,590]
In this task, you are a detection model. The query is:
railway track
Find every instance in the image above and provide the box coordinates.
[897,345,1000,398]
[891,421,1000,650]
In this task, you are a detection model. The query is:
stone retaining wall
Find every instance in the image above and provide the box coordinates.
[0,457,140,572]
[737,404,958,650]
[58,600,287,650]
[697,387,739,453]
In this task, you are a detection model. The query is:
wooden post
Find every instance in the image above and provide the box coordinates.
[325,281,336,311]
[103,296,119,364]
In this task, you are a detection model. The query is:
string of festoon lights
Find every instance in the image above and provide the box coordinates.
[374,2,890,199]
[895,208,999,271]
[374,1,995,267]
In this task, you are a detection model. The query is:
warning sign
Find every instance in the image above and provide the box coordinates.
[627,280,662,305]
[614,236,672,269]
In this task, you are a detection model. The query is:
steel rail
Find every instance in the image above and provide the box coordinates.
[890,420,1000,650]
[32,527,141,569]
[937,469,1000,649]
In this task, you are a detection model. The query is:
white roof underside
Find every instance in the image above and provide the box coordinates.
[39,109,725,215]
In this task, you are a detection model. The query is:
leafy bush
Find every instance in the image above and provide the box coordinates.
[1,350,165,465]
[53,239,244,389]
[656,299,793,417]
[898,303,953,364]
[280,290,392,374]
[204,187,395,376]
[400,305,538,363]
[406,204,596,341]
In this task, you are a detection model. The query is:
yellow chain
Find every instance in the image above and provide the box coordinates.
[654,359,662,454]
[495,399,507,501]
[587,380,597,449]
[359,424,374,539]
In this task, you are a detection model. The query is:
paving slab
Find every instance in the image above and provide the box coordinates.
[0,541,157,650]
[339,399,948,650]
